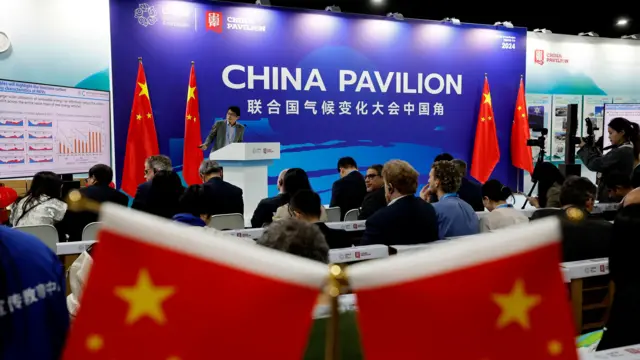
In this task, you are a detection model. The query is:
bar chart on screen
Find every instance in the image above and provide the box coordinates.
[57,121,105,156]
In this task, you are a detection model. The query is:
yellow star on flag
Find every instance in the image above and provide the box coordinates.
[522,113,526,117]
[136,114,142,120]
[138,82,150,99]
[187,85,196,101]
[147,113,152,119]
[518,106,522,111]
[492,278,540,330]
[114,268,175,325]
[186,114,192,120]
[488,116,492,120]
[483,92,492,106]
[192,117,196,122]
[481,117,486,122]
[86,334,104,352]
[548,340,563,356]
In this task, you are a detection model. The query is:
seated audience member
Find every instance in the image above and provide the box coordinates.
[597,204,640,351]
[603,171,634,203]
[274,168,328,222]
[632,161,640,188]
[290,190,352,249]
[145,170,184,219]
[451,159,485,211]
[527,162,564,208]
[330,157,366,220]
[422,160,479,239]
[132,155,172,211]
[362,160,438,246]
[258,218,329,263]
[428,153,454,203]
[0,226,69,359]
[173,185,213,227]
[530,176,597,220]
[10,171,67,228]
[480,180,528,232]
[358,164,386,220]
[200,160,244,216]
[60,164,128,241]
[251,169,288,228]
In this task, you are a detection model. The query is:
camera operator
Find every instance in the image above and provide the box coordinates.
[578,117,639,202]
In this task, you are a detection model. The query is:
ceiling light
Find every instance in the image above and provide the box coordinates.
[370,0,384,5]
[617,19,629,26]
[255,0,270,5]
[386,12,404,20]
[442,17,461,25]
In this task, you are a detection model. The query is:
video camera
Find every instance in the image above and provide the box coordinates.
[527,127,548,149]
[582,117,599,147]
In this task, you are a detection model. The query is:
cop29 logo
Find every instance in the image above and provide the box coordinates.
[134,3,158,27]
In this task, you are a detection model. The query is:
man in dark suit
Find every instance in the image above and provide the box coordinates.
[362,160,439,246]
[131,155,172,211]
[358,164,386,220]
[198,106,245,153]
[330,157,366,220]
[451,159,485,211]
[251,168,288,228]
[290,189,352,249]
[200,160,244,216]
[60,164,128,241]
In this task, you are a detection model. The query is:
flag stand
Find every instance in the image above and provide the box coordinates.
[325,264,345,360]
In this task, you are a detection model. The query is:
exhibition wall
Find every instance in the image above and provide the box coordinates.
[110,0,526,202]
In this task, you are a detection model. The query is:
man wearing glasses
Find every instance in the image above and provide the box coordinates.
[132,155,173,211]
[358,164,387,220]
[199,106,245,153]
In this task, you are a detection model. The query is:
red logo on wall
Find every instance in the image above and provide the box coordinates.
[206,11,223,33]
[534,49,544,65]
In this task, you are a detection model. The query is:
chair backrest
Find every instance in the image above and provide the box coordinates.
[325,207,341,223]
[14,224,58,252]
[82,222,102,241]
[343,208,359,222]
[209,213,245,230]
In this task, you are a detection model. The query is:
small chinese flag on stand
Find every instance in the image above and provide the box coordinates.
[470,75,500,183]
[511,77,535,174]
[182,62,204,185]
[62,204,326,359]
[350,218,578,360]
[121,59,160,197]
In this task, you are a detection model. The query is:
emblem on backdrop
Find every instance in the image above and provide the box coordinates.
[206,11,224,33]
[134,3,158,27]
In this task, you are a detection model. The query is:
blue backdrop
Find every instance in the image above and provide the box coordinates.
[110,1,526,202]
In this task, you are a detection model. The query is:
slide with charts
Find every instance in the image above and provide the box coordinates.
[603,103,640,151]
[0,79,111,178]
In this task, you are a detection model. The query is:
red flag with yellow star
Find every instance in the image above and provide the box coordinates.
[62,204,326,359]
[470,76,500,183]
[121,60,160,197]
[183,62,204,185]
[511,77,534,174]
[349,218,578,360]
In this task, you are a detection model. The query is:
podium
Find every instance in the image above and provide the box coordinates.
[209,142,281,225]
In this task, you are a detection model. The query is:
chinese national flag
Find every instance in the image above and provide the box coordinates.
[511,78,534,174]
[470,76,500,183]
[350,218,578,360]
[182,63,204,185]
[63,204,326,359]
[121,60,160,197]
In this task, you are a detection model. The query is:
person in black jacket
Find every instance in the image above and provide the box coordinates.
[451,159,485,211]
[251,169,287,228]
[290,190,352,249]
[358,164,386,220]
[199,160,244,216]
[60,164,128,241]
[131,155,172,211]
[330,157,366,220]
[362,160,439,246]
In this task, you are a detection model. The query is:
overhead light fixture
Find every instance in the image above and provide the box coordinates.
[386,12,404,20]
[622,34,638,39]
[578,31,599,37]
[533,28,552,34]
[255,0,270,5]
[442,17,461,25]
[325,5,341,12]
[370,0,384,5]
[617,18,629,26]
[494,21,514,28]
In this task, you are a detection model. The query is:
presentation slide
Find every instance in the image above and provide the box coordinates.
[0,79,111,178]
[603,103,640,150]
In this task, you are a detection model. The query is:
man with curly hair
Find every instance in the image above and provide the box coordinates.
[422,160,479,239]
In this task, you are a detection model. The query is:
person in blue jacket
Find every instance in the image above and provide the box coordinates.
[0,226,69,359]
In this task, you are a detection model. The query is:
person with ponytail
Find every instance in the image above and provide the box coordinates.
[480,179,529,232]
[578,117,639,202]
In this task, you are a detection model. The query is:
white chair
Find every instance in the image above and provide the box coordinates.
[209,213,245,230]
[82,222,102,241]
[343,209,359,221]
[14,224,58,252]
[325,207,341,223]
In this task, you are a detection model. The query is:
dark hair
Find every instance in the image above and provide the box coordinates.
[337,157,357,170]
[290,190,322,218]
[228,106,241,117]
[482,179,513,202]
[179,185,210,217]
[608,117,640,158]
[532,162,565,208]
[368,164,383,175]
[610,204,640,287]
[21,171,62,214]
[559,176,596,207]
[451,159,467,176]
[603,172,633,190]
[88,164,113,185]
[431,160,461,194]
[147,170,184,218]
[434,153,454,162]
[282,168,312,204]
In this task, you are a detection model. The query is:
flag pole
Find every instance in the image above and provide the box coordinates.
[324,264,345,360]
